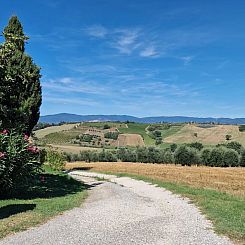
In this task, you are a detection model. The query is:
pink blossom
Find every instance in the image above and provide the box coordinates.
[24,134,29,141]
[0,152,6,159]
[1,129,8,135]
[27,145,39,153]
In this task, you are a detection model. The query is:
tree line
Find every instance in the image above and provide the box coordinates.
[64,141,245,167]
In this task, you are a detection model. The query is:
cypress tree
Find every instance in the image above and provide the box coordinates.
[0,16,42,134]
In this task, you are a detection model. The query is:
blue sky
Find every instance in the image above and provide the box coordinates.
[1,0,245,117]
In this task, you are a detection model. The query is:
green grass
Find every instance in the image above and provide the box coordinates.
[119,123,155,145]
[160,125,183,139]
[101,172,245,243]
[0,169,88,239]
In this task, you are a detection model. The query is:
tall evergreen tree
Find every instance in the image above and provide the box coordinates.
[0,16,42,134]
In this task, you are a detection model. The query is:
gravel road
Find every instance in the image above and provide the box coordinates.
[0,171,233,245]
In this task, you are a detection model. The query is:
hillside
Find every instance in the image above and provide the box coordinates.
[40,113,245,125]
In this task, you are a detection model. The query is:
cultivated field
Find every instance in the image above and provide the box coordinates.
[34,123,79,138]
[115,133,144,147]
[164,124,245,145]
[65,162,245,196]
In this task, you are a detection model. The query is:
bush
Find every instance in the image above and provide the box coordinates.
[163,150,174,164]
[104,132,119,140]
[239,125,245,132]
[223,149,239,167]
[187,142,203,151]
[240,150,245,167]
[174,146,199,166]
[46,149,65,170]
[209,147,225,167]
[226,141,243,154]
[0,130,41,194]
[201,148,211,166]
[170,143,177,152]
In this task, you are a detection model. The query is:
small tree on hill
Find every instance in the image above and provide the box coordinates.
[0,16,42,134]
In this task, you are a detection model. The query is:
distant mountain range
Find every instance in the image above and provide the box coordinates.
[39,113,245,125]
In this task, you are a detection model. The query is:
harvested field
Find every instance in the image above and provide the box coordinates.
[65,162,245,196]
[34,123,79,138]
[48,144,101,153]
[115,134,144,147]
[164,124,245,145]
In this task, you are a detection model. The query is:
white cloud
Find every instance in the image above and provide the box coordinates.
[85,25,108,38]
[140,46,158,57]
[113,29,141,54]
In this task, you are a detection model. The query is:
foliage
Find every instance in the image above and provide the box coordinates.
[226,141,243,154]
[104,131,119,140]
[0,16,42,134]
[0,130,41,194]
[240,150,245,167]
[209,147,225,167]
[45,149,65,170]
[103,124,110,129]
[225,134,232,141]
[239,125,245,132]
[201,148,211,166]
[187,142,204,151]
[174,146,199,166]
[223,149,239,167]
[170,143,177,152]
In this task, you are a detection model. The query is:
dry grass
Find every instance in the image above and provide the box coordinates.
[48,144,101,154]
[164,124,245,145]
[65,162,245,196]
[34,123,79,138]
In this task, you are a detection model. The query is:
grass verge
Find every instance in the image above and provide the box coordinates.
[0,168,88,239]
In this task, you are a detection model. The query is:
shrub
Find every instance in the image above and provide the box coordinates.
[201,148,211,166]
[174,146,199,166]
[223,149,239,167]
[104,131,119,140]
[163,150,174,164]
[226,141,243,154]
[46,149,65,170]
[155,138,162,145]
[240,150,245,167]
[209,147,225,167]
[188,142,203,151]
[239,125,245,132]
[170,143,177,152]
[225,134,232,141]
[0,130,41,194]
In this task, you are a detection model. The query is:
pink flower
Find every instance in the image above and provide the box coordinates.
[0,152,6,159]
[1,129,8,135]
[27,145,39,153]
[24,134,29,141]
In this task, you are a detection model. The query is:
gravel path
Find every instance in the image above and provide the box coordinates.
[0,171,232,245]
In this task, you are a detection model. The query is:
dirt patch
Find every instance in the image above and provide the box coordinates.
[114,134,144,147]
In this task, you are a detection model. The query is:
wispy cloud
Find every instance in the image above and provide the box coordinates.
[140,46,158,57]
[84,25,108,38]
[113,28,141,54]
[179,56,194,65]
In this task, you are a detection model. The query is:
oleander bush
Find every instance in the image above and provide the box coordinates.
[0,130,41,194]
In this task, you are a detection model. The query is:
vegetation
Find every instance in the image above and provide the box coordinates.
[104,131,119,140]
[0,16,42,134]
[0,130,41,195]
[239,125,245,132]
[45,148,65,171]
[64,141,245,167]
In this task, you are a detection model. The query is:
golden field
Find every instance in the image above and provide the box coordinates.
[65,162,245,196]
